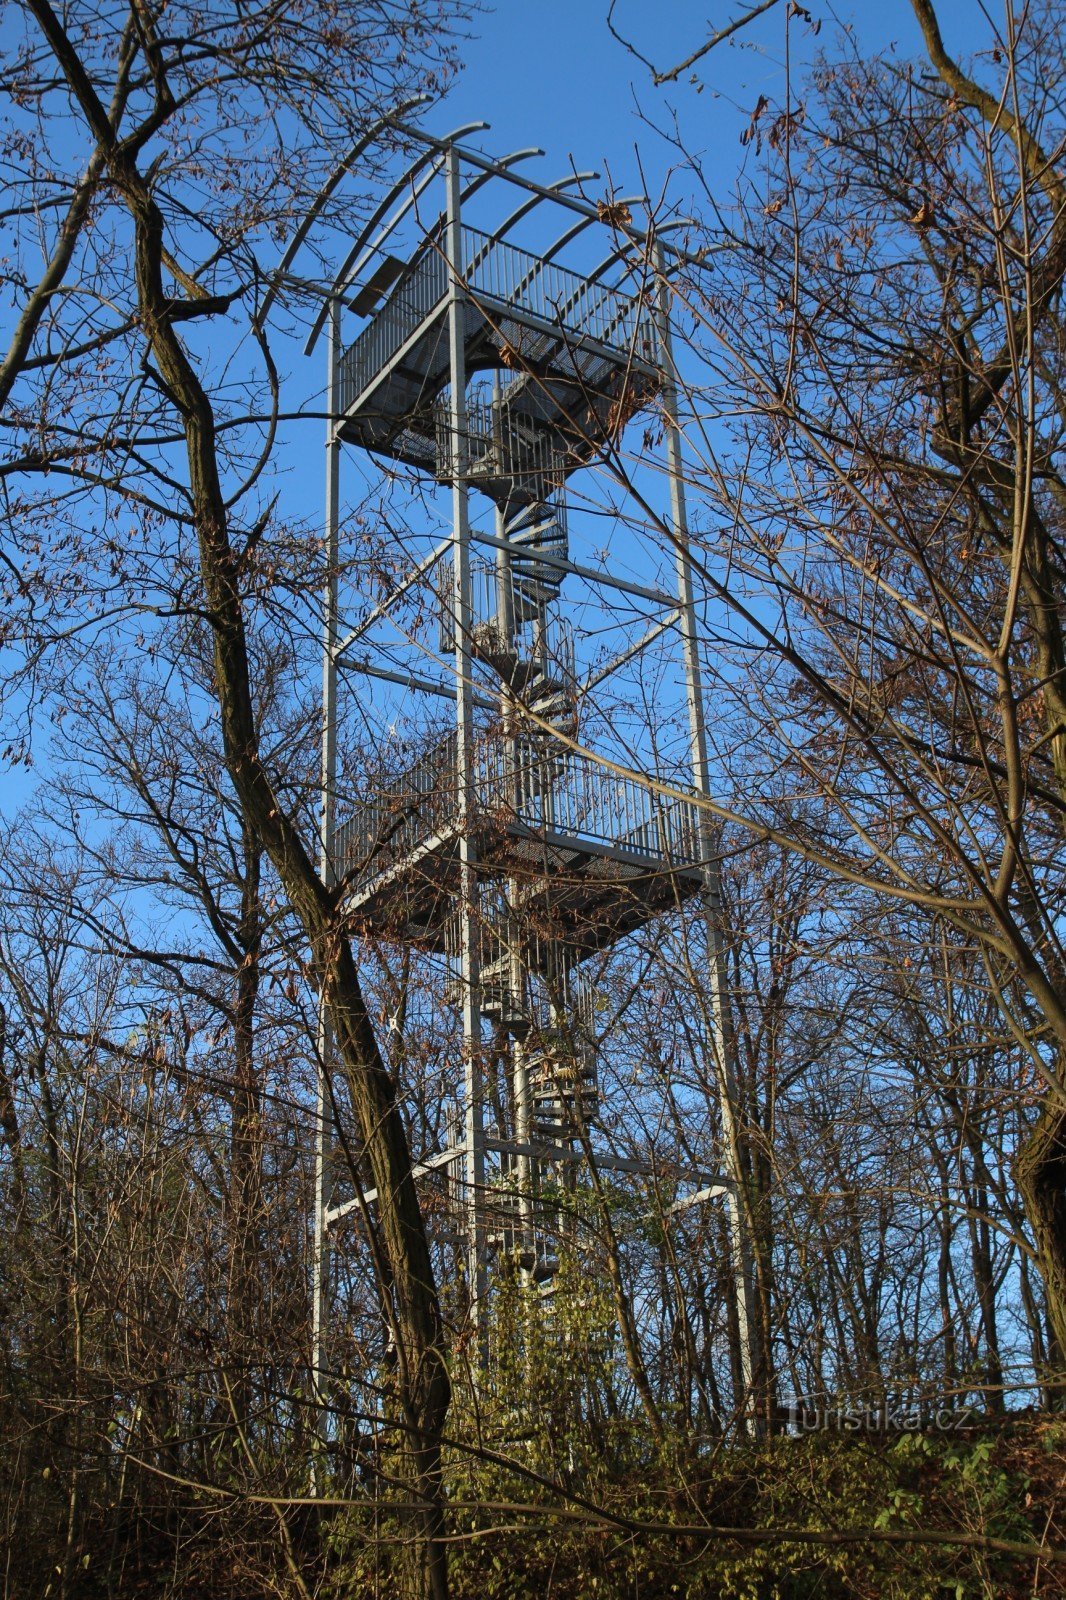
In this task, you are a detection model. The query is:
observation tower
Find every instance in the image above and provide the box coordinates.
[288,107,756,1398]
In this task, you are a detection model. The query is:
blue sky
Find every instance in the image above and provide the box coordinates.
[437,0,984,201]
[272,0,998,777]
[0,0,993,813]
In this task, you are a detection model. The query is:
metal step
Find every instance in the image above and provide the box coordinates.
[525,677,576,728]
[480,981,529,1030]
[527,1030,599,1134]
[506,499,568,614]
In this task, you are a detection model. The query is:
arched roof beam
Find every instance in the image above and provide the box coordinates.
[387,119,721,270]
[304,119,492,355]
[303,152,446,355]
[342,145,543,306]
[583,217,696,291]
[551,217,696,343]
[329,118,489,284]
[346,154,444,272]
[498,196,643,320]
[256,92,432,327]
[462,172,600,280]
[542,200,646,264]
[411,146,546,261]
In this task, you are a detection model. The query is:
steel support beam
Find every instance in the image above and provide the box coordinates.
[579,611,681,697]
[337,654,496,711]
[332,535,453,658]
[470,528,677,609]
[446,148,487,1322]
[325,1147,462,1223]
[486,1136,730,1188]
[655,241,757,1428]
[325,1138,729,1222]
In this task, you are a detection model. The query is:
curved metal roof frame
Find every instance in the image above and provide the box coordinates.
[409,145,546,259]
[495,195,644,327]
[337,125,490,269]
[594,217,696,285]
[544,217,696,344]
[304,146,568,357]
[256,92,433,328]
[310,144,547,355]
[302,119,495,355]
[308,165,608,359]
[270,107,723,351]
[300,149,444,356]
[560,217,697,311]
[321,149,447,284]
[463,171,600,278]
[386,118,722,271]
[541,200,645,266]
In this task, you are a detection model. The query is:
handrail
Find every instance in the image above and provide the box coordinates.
[434,394,567,497]
[336,731,702,888]
[337,223,658,414]
[462,225,653,351]
[338,248,448,412]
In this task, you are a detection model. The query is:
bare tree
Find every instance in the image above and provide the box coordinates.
[0,3,466,1593]
[610,0,1066,1369]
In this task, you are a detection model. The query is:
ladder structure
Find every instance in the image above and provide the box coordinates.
[303,117,756,1400]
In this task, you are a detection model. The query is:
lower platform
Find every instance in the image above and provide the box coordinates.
[337,809,704,959]
[332,737,705,958]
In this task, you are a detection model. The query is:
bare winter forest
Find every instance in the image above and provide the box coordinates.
[1,1,1065,1596]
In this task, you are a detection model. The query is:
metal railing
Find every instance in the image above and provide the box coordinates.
[434,395,567,498]
[339,249,448,412]
[436,556,573,663]
[479,741,702,864]
[336,729,702,887]
[462,227,654,354]
[333,731,458,884]
[338,226,658,413]
[529,1030,599,1134]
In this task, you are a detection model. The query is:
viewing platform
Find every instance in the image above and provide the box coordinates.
[333,733,705,959]
[335,224,661,496]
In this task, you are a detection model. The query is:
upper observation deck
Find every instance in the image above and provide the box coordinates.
[336,224,661,502]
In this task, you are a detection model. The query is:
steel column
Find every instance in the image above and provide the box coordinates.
[446,146,486,1317]
[488,376,535,1279]
[654,241,757,1428]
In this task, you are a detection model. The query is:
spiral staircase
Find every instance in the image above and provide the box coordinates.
[329,207,707,1286]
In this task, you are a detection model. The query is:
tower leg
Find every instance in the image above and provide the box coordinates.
[654,242,758,1433]
[311,296,342,1485]
[491,444,537,1286]
[446,145,486,1324]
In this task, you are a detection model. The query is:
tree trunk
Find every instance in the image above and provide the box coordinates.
[1016,1096,1066,1395]
[227,818,264,1440]
[15,23,456,1580]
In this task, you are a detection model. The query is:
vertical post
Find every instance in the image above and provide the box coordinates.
[492,377,515,648]
[510,961,535,1276]
[311,297,342,1483]
[446,145,486,1319]
[491,374,535,1280]
[653,242,757,1427]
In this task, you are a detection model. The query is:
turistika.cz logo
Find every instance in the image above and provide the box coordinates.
[787,1399,976,1433]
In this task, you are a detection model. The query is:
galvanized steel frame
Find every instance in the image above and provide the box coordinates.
[303,119,751,1454]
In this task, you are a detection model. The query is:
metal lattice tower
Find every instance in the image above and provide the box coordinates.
[297,112,756,1411]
